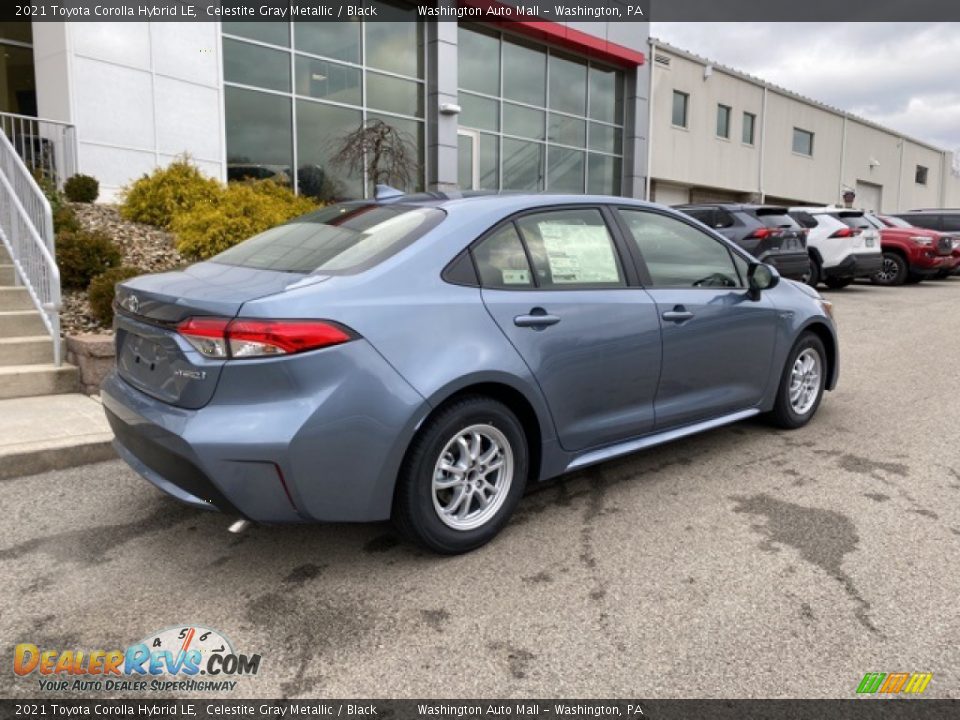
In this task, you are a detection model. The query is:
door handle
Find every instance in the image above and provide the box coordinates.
[514,308,561,329]
[662,306,694,323]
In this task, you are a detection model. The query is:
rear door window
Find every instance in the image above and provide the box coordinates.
[902,214,941,230]
[682,208,715,226]
[472,225,534,288]
[942,215,960,232]
[212,203,445,274]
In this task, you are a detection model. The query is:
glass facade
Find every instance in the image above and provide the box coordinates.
[457,24,625,195]
[0,22,36,116]
[222,4,425,201]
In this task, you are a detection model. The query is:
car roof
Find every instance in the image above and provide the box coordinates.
[675,203,789,212]
[791,206,865,214]
[364,191,664,212]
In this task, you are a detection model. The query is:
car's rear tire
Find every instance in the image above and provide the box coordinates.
[824,277,853,289]
[870,252,907,286]
[393,395,528,554]
[802,256,821,287]
[766,332,827,430]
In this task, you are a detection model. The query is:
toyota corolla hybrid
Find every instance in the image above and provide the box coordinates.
[101,193,839,554]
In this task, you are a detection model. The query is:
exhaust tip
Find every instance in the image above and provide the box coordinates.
[228,519,251,534]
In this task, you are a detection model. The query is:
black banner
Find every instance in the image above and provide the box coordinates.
[4,0,960,23]
[2,700,960,719]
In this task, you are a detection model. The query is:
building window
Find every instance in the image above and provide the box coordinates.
[221,3,426,201]
[716,104,731,139]
[0,22,36,115]
[672,90,689,128]
[915,165,928,185]
[742,112,756,145]
[792,127,814,156]
[457,24,625,195]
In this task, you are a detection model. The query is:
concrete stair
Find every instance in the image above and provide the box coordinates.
[0,179,115,479]
[0,254,80,400]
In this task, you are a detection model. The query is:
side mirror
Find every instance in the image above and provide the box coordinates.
[747,262,780,299]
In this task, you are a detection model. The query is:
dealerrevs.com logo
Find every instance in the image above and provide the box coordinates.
[14,625,261,693]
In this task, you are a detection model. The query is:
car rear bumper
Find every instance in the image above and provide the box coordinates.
[823,252,883,279]
[100,339,428,524]
[761,251,810,281]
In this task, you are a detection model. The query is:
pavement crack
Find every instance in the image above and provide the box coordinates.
[731,493,880,636]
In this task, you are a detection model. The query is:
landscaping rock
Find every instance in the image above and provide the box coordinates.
[60,203,183,335]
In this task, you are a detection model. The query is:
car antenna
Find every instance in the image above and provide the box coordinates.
[374,184,405,200]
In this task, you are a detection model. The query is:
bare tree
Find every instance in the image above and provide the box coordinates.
[331,119,418,191]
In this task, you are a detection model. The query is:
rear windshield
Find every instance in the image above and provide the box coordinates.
[752,208,799,229]
[789,211,818,229]
[833,213,874,230]
[212,203,445,274]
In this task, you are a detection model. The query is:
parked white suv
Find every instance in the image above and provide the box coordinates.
[788,207,883,288]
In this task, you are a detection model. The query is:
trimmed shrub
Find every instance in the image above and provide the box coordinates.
[88,266,143,326]
[120,158,220,228]
[53,205,81,235]
[172,179,318,260]
[33,169,63,215]
[56,229,122,289]
[63,174,100,203]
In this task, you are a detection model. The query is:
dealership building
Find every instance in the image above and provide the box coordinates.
[0,7,651,201]
[646,40,960,212]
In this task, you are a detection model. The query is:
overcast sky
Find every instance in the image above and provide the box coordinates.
[652,23,960,154]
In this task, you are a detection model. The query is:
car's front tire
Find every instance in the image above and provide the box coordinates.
[802,256,820,287]
[393,396,528,554]
[766,332,827,430]
[871,252,907,286]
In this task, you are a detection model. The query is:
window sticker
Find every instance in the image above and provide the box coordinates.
[537,222,619,284]
[502,269,531,285]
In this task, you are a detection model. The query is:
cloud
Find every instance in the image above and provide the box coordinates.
[652,22,960,152]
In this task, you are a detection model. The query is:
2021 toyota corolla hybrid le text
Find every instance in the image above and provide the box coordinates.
[101,194,839,554]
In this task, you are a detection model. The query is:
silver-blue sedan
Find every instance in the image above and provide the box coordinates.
[101,192,838,554]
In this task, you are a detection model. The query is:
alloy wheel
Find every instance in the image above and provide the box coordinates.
[875,257,899,284]
[789,348,822,416]
[432,424,514,531]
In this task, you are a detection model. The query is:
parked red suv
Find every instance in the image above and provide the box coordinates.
[863,214,953,285]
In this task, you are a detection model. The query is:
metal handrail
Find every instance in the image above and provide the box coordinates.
[0,111,78,190]
[0,129,61,365]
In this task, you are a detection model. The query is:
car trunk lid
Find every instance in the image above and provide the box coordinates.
[749,207,807,256]
[114,263,321,409]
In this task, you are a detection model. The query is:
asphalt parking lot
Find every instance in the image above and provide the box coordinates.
[2,279,959,700]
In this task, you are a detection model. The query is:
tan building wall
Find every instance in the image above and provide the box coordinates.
[947,172,960,207]
[761,91,843,205]
[649,49,762,196]
[649,41,957,213]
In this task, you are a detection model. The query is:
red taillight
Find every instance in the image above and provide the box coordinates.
[829,227,861,238]
[747,228,782,240]
[228,319,352,357]
[177,317,230,358]
[176,318,354,359]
